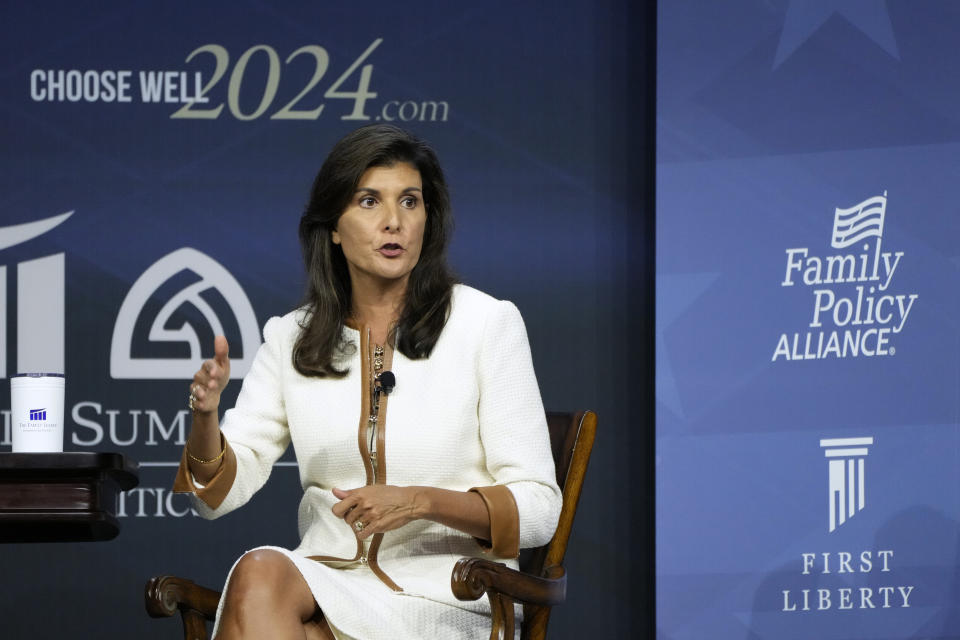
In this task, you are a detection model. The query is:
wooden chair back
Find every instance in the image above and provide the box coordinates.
[519,410,597,639]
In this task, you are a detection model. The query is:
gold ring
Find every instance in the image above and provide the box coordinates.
[354,521,365,531]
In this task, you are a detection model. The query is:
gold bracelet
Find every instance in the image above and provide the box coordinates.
[186,442,226,465]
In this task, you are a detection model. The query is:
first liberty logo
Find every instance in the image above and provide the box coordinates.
[773,191,919,361]
[821,437,872,532]
[779,437,916,614]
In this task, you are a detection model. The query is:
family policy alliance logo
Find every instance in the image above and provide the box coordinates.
[773,192,918,361]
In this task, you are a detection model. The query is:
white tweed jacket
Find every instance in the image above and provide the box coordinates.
[175,284,561,606]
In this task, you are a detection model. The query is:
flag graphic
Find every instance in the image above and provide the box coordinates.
[831,192,887,249]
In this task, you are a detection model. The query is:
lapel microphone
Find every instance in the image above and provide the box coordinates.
[375,371,396,395]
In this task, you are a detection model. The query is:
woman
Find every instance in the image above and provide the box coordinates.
[173,124,561,640]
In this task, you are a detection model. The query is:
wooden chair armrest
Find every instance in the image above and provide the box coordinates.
[451,557,566,606]
[145,575,221,620]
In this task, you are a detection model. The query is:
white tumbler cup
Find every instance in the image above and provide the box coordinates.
[11,373,65,453]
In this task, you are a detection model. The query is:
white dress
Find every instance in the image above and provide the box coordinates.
[174,285,562,639]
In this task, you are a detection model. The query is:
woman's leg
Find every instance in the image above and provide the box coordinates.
[214,549,334,640]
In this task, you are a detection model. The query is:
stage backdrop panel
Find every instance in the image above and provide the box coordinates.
[0,1,652,637]
[657,2,960,639]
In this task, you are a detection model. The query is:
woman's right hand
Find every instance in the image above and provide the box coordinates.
[190,336,231,414]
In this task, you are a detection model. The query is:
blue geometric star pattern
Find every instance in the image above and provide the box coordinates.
[775,0,899,67]
[656,272,719,420]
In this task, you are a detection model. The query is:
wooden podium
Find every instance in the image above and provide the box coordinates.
[0,452,139,542]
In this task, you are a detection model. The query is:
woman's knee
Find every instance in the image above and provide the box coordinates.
[224,550,311,612]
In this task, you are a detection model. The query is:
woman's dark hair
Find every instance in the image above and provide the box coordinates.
[293,124,455,377]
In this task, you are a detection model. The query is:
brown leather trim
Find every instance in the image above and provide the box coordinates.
[305,496,364,564]
[469,485,520,558]
[306,550,362,563]
[171,435,237,511]
[304,501,363,563]
[294,328,404,580]
[357,328,375,486]
[366,341,401,591]
[367,532,402,591]
[374,341,393,485]
[313,326,370,565]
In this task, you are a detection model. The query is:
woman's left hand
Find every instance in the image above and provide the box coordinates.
[332,486,425,540]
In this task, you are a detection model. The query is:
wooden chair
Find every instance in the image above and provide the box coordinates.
[452,410,597,640]
[145,410,597,640]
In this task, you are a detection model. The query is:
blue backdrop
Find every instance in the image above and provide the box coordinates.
[658,2,960,639]
[0,1,653,638]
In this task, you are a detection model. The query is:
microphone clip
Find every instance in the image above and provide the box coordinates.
[374,370,396,395]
